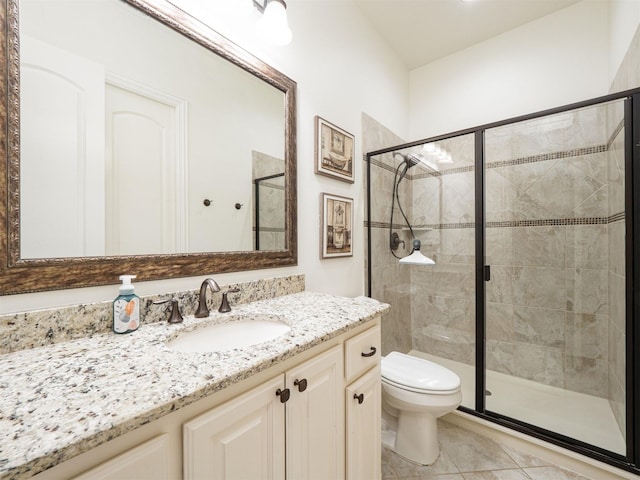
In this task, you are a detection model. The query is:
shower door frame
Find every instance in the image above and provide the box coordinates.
[366,86,640,475]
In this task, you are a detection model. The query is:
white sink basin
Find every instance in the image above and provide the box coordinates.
[167,315,291,353]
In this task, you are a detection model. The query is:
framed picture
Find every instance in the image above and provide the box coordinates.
[321,193,353,258]
[315,116,355,183]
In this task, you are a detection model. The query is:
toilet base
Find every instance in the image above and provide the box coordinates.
[394,410,440,465]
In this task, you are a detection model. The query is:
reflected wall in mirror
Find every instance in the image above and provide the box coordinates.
[0,0,297,294]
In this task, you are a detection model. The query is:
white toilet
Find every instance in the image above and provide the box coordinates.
[381,351,462,465]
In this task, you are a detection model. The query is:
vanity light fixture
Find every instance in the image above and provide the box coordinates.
[399,239,435,266]
[254,0,292,46]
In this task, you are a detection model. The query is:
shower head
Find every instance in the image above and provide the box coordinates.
[394,152,425,180]
[393,152,423,167]
[404,152,423,168]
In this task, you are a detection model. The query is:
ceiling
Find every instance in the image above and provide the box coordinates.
[353,0,582,69]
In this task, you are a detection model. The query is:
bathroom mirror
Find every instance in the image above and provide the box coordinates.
[0,0,297,294]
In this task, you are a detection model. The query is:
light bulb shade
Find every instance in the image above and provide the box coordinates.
[257,0,292,46]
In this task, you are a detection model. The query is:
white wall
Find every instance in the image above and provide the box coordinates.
[408,0,610,140]
[608,0,640,84]
[1,0,409,313]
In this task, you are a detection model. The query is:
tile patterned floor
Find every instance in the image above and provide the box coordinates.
[382,420,595,480]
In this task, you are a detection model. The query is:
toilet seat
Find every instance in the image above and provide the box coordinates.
[382,352,461,395]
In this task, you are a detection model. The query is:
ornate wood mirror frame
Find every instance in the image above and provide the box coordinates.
[0,0,297,295]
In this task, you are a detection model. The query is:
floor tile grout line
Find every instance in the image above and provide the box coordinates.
[437,442,463,475]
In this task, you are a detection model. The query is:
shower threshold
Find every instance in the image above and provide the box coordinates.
[409,350,625,455]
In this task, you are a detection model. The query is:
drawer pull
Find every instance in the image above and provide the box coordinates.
[294,378,308,392]
[353,393,364,405]
[276,388,290,403]
[361,347,377,358]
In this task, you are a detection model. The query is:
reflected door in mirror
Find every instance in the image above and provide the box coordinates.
[20,35,106,258]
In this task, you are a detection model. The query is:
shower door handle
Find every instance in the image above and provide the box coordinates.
[484,265,491,282]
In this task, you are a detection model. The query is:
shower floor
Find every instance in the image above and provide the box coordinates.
[409,350,626,455]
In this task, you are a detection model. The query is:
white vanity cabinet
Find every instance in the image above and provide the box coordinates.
[346,367,381,480]
[183,345,344,480]
[285,345,345,479]
[183,375,286,479]
[71,435,171,480]
[29,318,382,480]
[344,325,382,480]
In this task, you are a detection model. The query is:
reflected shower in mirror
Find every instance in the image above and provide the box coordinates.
[252,149,285,250]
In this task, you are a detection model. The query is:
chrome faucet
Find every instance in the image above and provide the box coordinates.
[195,278,221,318]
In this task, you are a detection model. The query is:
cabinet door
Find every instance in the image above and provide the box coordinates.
[286,345,344,480]
[183,375,286,480]
[72,435,169,480]
[346,366,381,480]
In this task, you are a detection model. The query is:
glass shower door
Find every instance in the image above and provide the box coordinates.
[483,101,627,455]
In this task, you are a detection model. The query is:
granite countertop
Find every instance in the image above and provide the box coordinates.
[0,292,388,479]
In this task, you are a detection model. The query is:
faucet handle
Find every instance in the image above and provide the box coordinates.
[218,287,241,313]
[153,299,184,324]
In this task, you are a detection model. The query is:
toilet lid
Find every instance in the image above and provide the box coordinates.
[381,352,461,394]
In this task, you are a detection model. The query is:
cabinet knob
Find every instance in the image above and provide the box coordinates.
[276,388,290,403]
[294,378,308,392]
[353,393,364,405]
[361,347,377,358]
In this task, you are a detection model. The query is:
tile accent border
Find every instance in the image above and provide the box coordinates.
[259,181,285,190]
[487,145,607,170]
[369,144,609,180]
[368,214,624,231]
[487,215,618,228]
[253,226,286,233]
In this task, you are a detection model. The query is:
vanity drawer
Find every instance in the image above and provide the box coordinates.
[345,325,381,383]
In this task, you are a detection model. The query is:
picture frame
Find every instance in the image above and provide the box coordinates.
[320,193,353,258]
[315,116,355,183]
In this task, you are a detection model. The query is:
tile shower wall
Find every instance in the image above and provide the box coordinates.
[484,104,617,399]
[607,109,625,440]
[409,135,476,368]
[607,22,640,441]
[362,113,411,355]
[365,121,477,378]
[366,105,624,411]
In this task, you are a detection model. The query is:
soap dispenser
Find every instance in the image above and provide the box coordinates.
[113,275,141,334]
